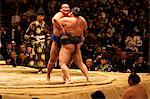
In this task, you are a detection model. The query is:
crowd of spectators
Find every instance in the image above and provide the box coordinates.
[0,0,149,73]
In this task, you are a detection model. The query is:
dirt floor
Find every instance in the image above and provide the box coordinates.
[0,65,150,99]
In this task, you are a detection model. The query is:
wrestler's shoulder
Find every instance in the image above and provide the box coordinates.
[126,85,138,93]
[122,87,134,97]
[53,12,64,18]
[79,16,86,21]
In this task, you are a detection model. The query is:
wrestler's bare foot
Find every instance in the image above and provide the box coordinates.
[61,73,66,83]
[65,79,73,85]
[46,75,50,83]
[87,77,92,82]
[47,77,50,81]
[65,81,73,85]
[46,80,50,84]
[46,78,50,84]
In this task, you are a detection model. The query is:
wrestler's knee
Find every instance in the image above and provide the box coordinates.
[48,59,56,67]
[59,63,66,68]
[74,60,81,65]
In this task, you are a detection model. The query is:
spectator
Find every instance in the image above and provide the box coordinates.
[94,54,102,70]
[11,11,21,28]
[133,56,149,73]
[86,58,95,71]
[0,26,7,50]
[25,46,33,58]
[101,47,111,59]
[125,33,142,52]
[111,47,122,71]
[18,52,29,66]
[112,32,126,50]
[8,50,19,67]
[91,91,105,99]
[3,42,13,63]
[96,55,113,72]
[20,13,29,35]
[19,43,27,54]
[116,51,133,72]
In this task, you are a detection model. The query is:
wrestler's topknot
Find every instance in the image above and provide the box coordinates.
[71,7,81,17]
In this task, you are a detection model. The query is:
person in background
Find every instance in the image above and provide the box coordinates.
[94,54,102,70]
[24,8,50,73]
[91,91,105,99]
[3,42,13,64]
[133,56,148,73]
[116,51,133,72]
[121,73,148,99]
[8,50,19,67]
[96,55,113,72]
[18,52,29,66]
[86,58,95,71]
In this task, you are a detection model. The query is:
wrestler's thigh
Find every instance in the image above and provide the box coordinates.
[73,49,83,64]
[50,41,59,58]
[59,47,71,64]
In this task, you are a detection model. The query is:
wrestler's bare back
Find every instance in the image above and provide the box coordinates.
[59,16,86,38]
[121,84,148,99]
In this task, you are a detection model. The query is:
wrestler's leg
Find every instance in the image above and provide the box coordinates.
[73,45,91,82]
[47,41,59,81]
[59,45,73,84]
[67,57,73,68]
[61,56,73,82]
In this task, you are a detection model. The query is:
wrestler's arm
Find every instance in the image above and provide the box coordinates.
[52,12,63,24]
[57,17,70,34]
[53,19,65,33]
[80,16,87,31]
[52,12,65,33]
[80,16,87,41]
